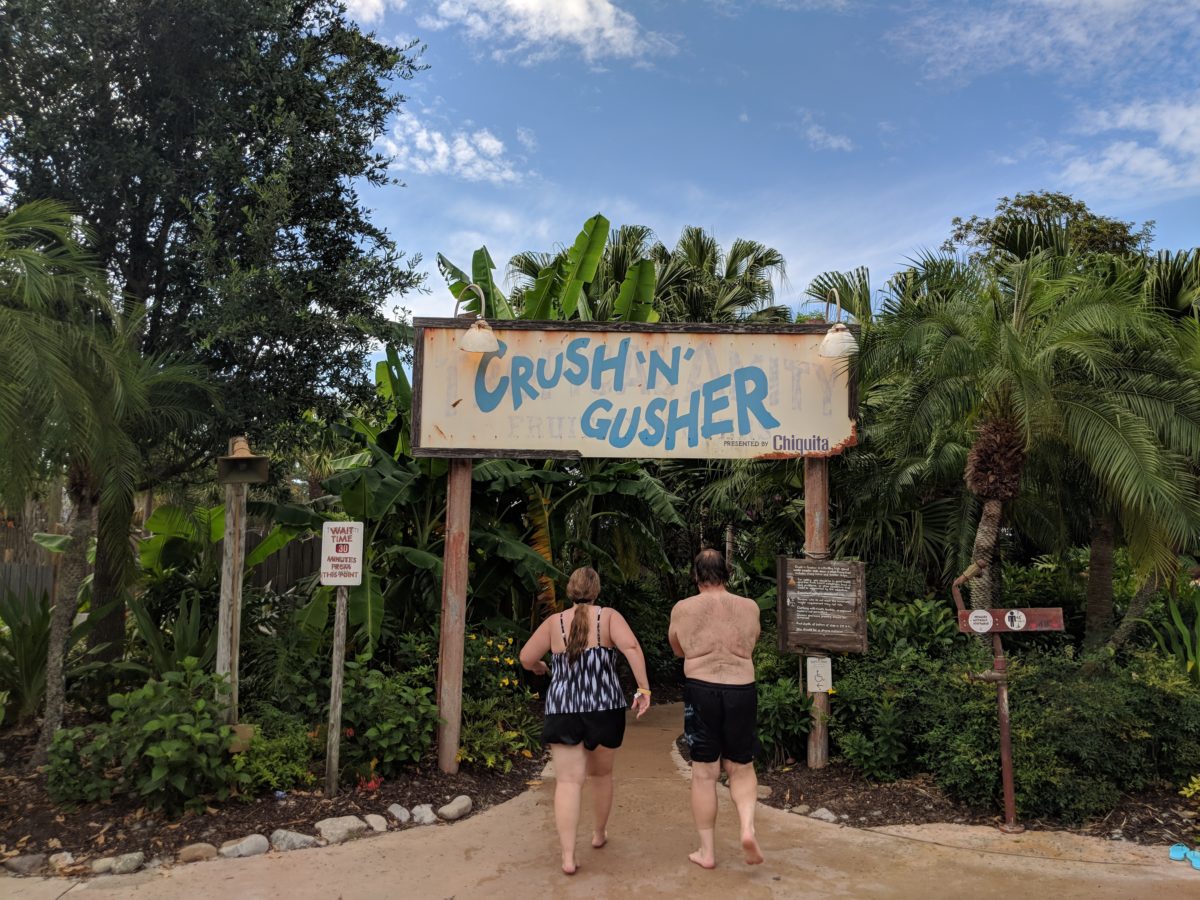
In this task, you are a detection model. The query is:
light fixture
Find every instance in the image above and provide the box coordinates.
[818,288,858,360]
[455,283,499,354]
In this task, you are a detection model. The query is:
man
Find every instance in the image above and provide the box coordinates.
[669,548,763,869]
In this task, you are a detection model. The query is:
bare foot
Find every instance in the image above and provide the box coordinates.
[688,849,716,869]
[741,833,764,865]
[561,860,579,876]
[592,831,607,848]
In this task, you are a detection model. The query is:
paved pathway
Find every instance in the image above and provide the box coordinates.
[4,703,1195,899]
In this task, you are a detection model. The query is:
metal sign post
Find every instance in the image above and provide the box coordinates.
[951,561,1064,833]
[321,521,364,798]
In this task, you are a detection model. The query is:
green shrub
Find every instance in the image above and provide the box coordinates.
[239,727,317,794]
[756,678,812,766]
[0,588,51,722]
[48,658,246,813]
[456,695,540,772]
[0,689,7,726]
[865,560,927,603]
[867,596,961,659]
[339,662,440,778]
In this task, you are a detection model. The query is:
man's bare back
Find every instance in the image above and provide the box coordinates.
[669,586,760,684]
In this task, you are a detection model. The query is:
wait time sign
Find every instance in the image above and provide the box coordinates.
[320,522,363,586]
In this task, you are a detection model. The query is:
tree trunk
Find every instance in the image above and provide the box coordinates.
[1106,574,1162,653]
[968,498,1004,609]
[1082,513,1116,649]
[32,474,95,766]
[87,492,136,664]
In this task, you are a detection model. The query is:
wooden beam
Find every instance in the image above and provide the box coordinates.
[436,457,472,774]
[216,466,247,725]
[804,456,831,769]
[325,585,349,797]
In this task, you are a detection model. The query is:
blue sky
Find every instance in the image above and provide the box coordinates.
[345,0,1200,321]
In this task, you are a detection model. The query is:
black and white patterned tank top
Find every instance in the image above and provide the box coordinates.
[544,607,626,715]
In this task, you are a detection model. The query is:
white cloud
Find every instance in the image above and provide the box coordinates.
[893,0,1200,84]
[415,0,674,64]
[797,112,853,152]
[738,111,750,123]
[1062,96,1200,195]
[384,113,524,184]
[344,0,407,25]
[516,127,538,152]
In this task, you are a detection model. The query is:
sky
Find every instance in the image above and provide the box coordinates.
[344,0,1200,322]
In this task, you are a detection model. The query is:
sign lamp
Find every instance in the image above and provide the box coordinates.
[217,436,269,484]
[819,288,858,360]
[455,283,499,354]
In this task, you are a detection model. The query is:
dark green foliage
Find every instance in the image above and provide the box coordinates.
[47,659,245,813]
[839,696,906,782]
[338,662,440,778]
[867,596,961,659]
[238,713,317,794]
[456,696,541,773]
[127,594,216,678]
[1141,590,1200,685]
[0,589,51,721]
[612,586,680,684]
[756,678,812,766]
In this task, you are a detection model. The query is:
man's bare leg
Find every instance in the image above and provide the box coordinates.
[586,746,616,847]
[550,743,587,874]
[723,759,763,864]
[689,760,721,868]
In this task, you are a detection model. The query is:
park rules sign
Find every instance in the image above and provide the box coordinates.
[320,522,364,586]
[412,320,857,460]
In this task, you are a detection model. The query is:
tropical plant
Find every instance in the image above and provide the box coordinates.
[0,589,51,721]
[1141,592,1200,684]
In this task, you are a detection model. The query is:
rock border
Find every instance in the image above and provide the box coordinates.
[1,794,476,880]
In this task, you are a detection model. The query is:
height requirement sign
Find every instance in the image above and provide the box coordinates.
[412,321,857,459]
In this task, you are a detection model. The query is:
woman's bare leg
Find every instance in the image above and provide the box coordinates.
[689,760,721,868]
[723,759,764,864]
[550,743,587,874]
[586,746,616,847]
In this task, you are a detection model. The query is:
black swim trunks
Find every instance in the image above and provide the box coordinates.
[542,708,626,750]
[683,678,759,764]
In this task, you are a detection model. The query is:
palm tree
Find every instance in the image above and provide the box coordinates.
[652,226,790,323]
[860,251,1199,610]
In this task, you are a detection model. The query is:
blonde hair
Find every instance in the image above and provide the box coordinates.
[565,567,601,661]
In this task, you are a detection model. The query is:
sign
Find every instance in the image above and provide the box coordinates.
[320,521,364,586]
[806,656,833,693]
[956,608,1064,635]
[412,320,857,460]
[776,557,867,654]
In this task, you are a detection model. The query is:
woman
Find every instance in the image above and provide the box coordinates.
[519,566,651,875]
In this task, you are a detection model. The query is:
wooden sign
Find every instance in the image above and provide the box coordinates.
[412,320,858,460]
[776,556,867,654]
[958,608,1064,634]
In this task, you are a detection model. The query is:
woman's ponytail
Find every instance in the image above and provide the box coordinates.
[564,567,601,662]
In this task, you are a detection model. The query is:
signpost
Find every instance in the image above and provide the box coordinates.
[321,521,364,797]
[951,561,1064,833]
[412,318,859,772]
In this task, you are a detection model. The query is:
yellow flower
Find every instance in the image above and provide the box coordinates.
[486,639,494,647]
[827,687,837,695]
[507,637,514,645]
[500,677,510,687]
[468,634,477,641]
[491,656,500,663]
[504,657,515,666]
[479,655,486,661]
[521,749,532,758]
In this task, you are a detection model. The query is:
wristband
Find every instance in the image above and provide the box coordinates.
[636,688,651,697]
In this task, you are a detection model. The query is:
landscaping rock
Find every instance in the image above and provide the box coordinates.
[219,835,269,859]
[388,804,411,824]
[756,785,772,799]
[789,804,812,816]
[48,852,74,872]
[177,843,218,864]
[437,795,473,821]
[365,814,388,833]
[315,816,368,844]
[411,804,437,826]
[4,854,47,876]
[809,807,839,823]
[91,857,116,875]
[111,851,145,875]
[270,830,319,852]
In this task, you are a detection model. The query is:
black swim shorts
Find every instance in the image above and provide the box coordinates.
[683,678,759,764]
[542,708,626,750]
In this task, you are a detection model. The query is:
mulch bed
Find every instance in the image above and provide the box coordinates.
[676,736,1199,847]
[0,723,546,872]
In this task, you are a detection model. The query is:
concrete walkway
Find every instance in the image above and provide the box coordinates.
[4,703,1194,899]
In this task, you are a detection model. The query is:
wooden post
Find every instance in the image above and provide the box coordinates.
[325,584,350,797]
[436,457,472,774]
[804,456,831,769]
[216,475,247,726]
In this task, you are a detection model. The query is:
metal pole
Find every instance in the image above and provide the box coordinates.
[436,457,472,774]
[216,470,247,725]
[804,457,831,769]
[325,584,349,797]
[993,633,1023,833]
